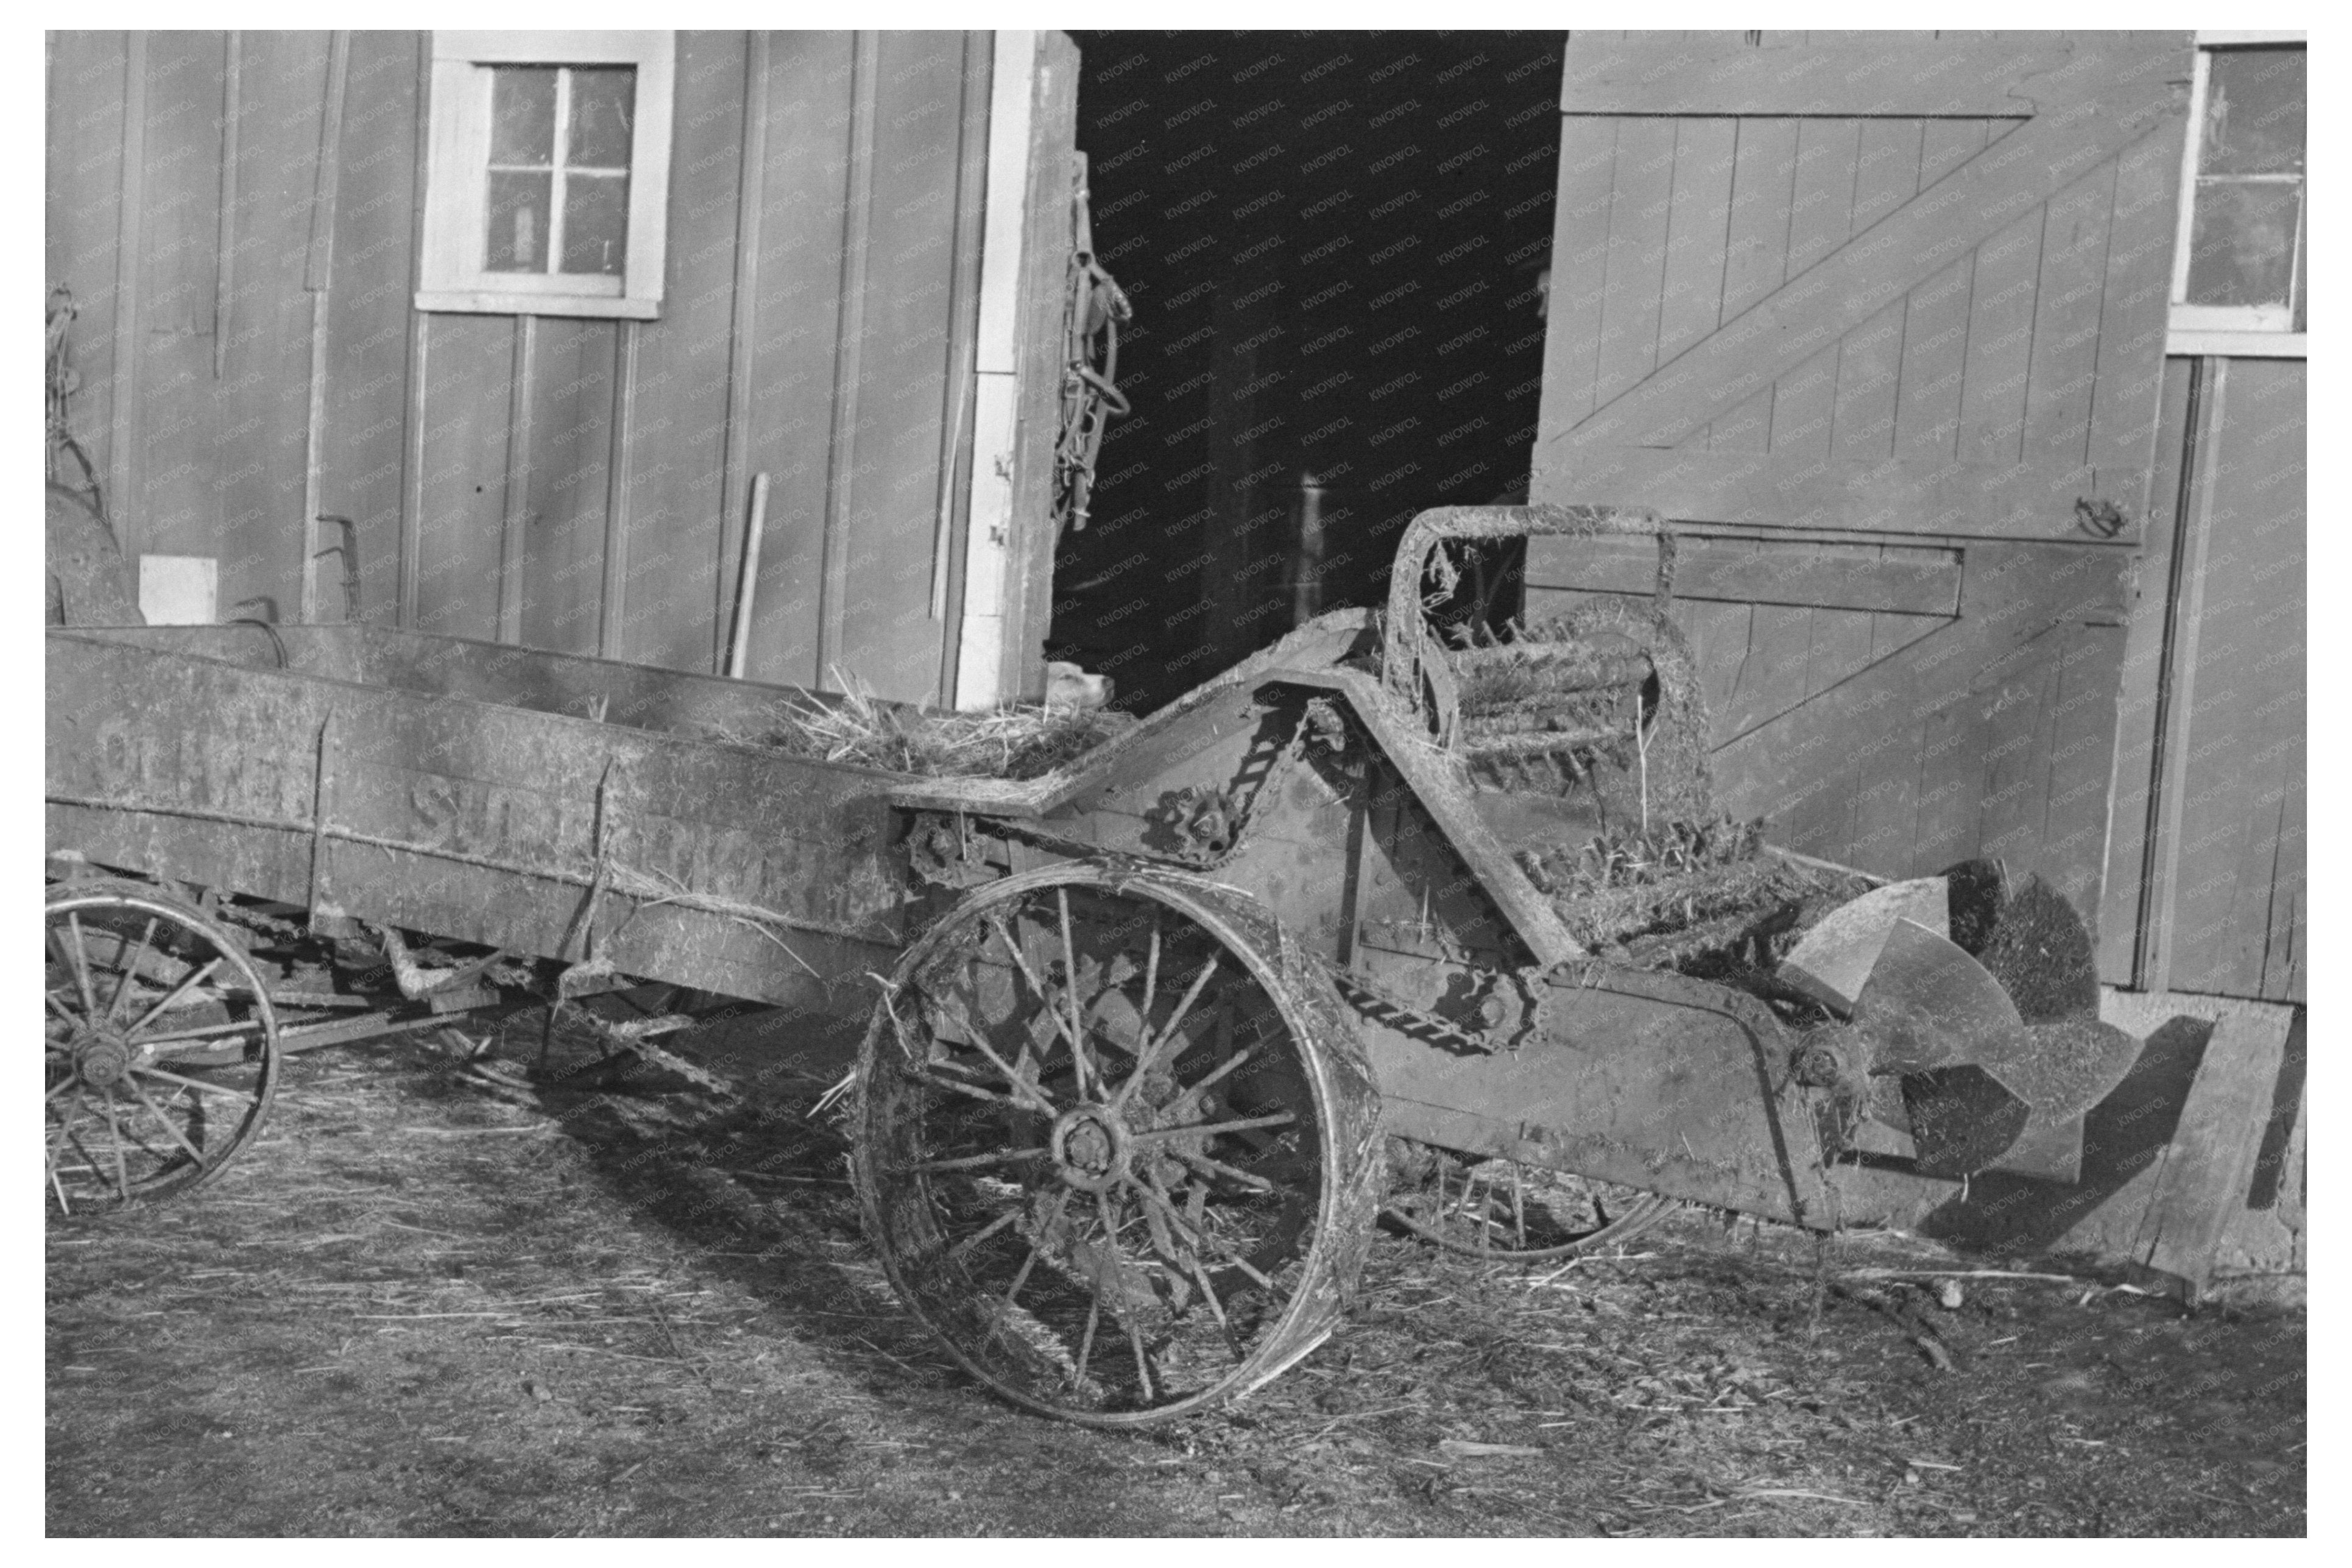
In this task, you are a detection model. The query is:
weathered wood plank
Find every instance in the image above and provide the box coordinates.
[1830,298,1906,462]
[2158,359,2305,1001]
[518,318,617,657]
[998,28,1083,703]
[832,29,969,704]
[1892,254,1975,459]
[132,30,226,559]
[2022,160,2119,475]
[745,30,856,689]
[1955,198,2046,470]
[1718,602,1816,743]
[317,30,423,629]
[1526,533,1962,615]
[412,315,514,641]
[1541,119,1620,435]
[219,30,330,624]
[617,29,750,673]
[1594,118,1678,418]
[2134,1007,2295,1298]
[1561,32,2082,116]
[1717,117,1798,328]
[48,33,129,511]
[1656,118,1736,370]
[2086,121,2189,479]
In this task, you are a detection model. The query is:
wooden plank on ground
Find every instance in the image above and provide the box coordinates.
[2134,1006,2295,1298]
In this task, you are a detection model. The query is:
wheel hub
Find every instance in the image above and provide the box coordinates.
[69,1029,135,1090]
[1050,1105,1132,1193]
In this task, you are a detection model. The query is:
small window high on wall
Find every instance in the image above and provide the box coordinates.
[418,32,674,319]
[2170,34,2305,356]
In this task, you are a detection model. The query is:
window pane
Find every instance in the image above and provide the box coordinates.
[561,172,630,275]
[2201,49,2304,176]
[568,67,636,169]
[489,66,557,167]
[2185,180,2300,308]
[486,169,553,272]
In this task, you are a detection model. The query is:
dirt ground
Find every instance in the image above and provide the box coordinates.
[47,1007,2306,1538]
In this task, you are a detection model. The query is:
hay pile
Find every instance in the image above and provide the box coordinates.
[1521,817,1874,1008]
[753,681,1134,781]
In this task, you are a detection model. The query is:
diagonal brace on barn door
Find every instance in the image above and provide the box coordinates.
[1552,36,2189,456]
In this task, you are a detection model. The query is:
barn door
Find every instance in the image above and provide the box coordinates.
[1525,30,2194,917]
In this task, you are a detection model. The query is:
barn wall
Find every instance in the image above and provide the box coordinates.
[46,29,1023,707]
[1525,30,2190,925]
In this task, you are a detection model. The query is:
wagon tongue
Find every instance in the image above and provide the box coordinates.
[1789,876,2139,1185]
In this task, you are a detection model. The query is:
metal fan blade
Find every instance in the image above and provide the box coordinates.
[1780,877,1951,1015]
[1850,917,2025,1074]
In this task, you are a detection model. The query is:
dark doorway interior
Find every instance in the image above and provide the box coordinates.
[1054,31,1569,712]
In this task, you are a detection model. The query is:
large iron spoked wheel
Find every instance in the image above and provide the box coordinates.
[1382,1142,1678,1261]
[44,885,281,1214]
[855,864,1383,1426]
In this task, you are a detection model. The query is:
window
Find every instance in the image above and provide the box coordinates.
[418,32,674,319]
[2169,34,2305,357]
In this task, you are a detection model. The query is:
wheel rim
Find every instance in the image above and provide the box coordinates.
[1382,1142,1678,1260]
[44,888,280,1214]
[855,866,1381,1425]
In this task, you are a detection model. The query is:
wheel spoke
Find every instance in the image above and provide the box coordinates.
[1099,1190,1158,1402]
[1165,1143,1276,1195]
[906,1147,1048,1174]
[99,1088,133,1204]
[1112,952,1220,1112]
[124,1073,210,1170]
[986,913,1076,1059]
[945,1205,1023,1262]
[1055,889,1095,1098]
[907,1066,1024,1109]
[1129,1110,1296,1145]
[122,1018,263,1049]
[56,916,99,1018]
[1001,1188,1070,1313]
[125,955,225,1037]
[1159,1044,1258,1119]
[104,916,161,1025]
[46,989,84,1029]
[1074,1294,1102,1393]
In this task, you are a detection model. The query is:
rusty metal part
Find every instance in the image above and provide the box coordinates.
[854,863,1382,1427]
[44,885,281,1214]
[1381,504,1672,738]
[905,811,994,889]
[1380,1139,1679,1260]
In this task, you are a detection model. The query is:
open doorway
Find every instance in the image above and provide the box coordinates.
[1052,30,1567,712]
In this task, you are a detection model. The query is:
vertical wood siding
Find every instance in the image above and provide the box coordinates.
[47,29,1014,708]
[1527,31,2192,925]
[2100,359,2305,1003]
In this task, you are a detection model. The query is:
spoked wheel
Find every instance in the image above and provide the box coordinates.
[1382,1141,1678,1260]
[855,864,1383,1425]
[44,884,281,1214]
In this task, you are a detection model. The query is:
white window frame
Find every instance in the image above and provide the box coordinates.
[2167,32,2305,358]
[417,31,674,320]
